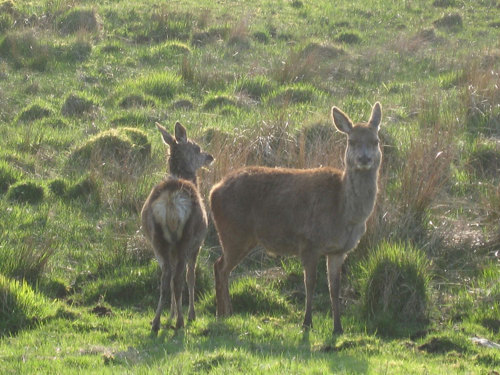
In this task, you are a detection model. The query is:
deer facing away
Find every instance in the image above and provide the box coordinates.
[210,102,382,334]
[141,122,213,331]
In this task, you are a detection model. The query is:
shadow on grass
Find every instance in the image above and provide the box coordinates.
[123,315,369,373]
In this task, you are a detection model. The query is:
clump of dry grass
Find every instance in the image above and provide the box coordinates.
[397,115,455,241]
[274,41,344,83]
[461,60,500,136]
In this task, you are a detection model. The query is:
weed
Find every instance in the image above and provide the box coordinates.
[7,180,45,204]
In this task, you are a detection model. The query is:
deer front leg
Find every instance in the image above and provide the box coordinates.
[301,254,319,329]
[327,253,346,334]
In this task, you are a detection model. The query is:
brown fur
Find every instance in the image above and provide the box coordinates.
[141,122,213,331]
[210,102,382,334]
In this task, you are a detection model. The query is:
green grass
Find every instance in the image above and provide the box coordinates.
[0,0,499,373]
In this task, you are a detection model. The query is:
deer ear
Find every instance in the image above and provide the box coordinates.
[174,121,187,144]
[156,122,175,147]
[332,106,353,134]
[369,102,382,130]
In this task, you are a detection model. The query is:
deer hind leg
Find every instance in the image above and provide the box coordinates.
[171,254,186,329]
[186,250,199,322]
[327,253,346,334]
[301,253,319,329]
[214,236,256,318]
[152,260,171,333]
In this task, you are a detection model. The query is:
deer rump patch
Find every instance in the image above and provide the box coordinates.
[152,190,192,244]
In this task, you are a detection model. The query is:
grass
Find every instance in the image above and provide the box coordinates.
[0,0,499,373]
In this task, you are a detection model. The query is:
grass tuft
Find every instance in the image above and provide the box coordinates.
[0,274,58,337]
[336,31,362,44]
[203,93,238,111]
[265,83,319,106]
[61,93,96,117]
[433,13,463,31]
[230,277,291,316]
[0,30,51,71]
[7,180,45,204]
[69,128,151,173]
[17,103,53,123]
[355,241,431,336]
[235,75,275,100]
[57,8,99,35]
[0,160,21,193]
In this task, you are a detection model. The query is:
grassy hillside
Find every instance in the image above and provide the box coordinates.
[0,0,499,373]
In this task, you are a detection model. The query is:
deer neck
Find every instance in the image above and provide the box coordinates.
[168,162,198,186]
[342,167,378,224]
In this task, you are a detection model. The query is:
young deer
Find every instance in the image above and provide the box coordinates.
[210,102,382,334]
[141,122,213,332]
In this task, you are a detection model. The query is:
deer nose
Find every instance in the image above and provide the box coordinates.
[206,154,214,164]
[357,155,372,166]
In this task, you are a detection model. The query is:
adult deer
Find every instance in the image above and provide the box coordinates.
[141,122,213,332]
[210,102,382,334]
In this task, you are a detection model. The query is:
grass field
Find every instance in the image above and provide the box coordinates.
[1,0,499,373]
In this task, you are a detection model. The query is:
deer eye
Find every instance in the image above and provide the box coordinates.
[194,145,201,153]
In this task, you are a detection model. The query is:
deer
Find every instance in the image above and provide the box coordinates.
[210,102,382,334]
[141,121,213,332]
